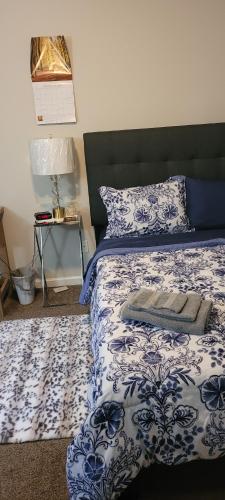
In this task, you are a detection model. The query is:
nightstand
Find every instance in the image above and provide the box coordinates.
[34,215,84,306]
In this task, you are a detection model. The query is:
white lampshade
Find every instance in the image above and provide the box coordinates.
[30,137,74,175]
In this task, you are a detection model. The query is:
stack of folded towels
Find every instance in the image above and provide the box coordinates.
[120,288,212,335]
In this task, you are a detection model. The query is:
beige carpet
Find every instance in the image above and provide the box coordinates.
[2,284,88,321]
[0,438,70,500]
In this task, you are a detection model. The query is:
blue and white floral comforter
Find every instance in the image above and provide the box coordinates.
[67,238,225,499]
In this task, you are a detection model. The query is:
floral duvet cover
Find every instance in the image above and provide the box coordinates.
[67,239,225,499]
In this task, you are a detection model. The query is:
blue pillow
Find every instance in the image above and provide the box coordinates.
[186,177,225,229]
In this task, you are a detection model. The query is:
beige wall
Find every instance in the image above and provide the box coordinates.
[1,0,225,284]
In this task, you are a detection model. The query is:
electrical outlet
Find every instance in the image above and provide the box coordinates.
[83,240,89,253]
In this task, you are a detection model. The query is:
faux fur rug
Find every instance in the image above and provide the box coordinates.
[0,314,92,443]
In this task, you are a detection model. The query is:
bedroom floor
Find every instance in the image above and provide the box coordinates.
[0,286,225,500]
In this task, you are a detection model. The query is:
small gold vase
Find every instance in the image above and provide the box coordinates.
[53,207,65,222]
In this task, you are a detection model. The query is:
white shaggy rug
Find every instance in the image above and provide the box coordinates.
[0,314,92,443]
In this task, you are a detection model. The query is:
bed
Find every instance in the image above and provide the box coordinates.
[67,122,225,499]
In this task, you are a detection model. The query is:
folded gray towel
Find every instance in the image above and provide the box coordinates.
[130,288,188,314]
[127,289,202,322]
[121,294,212,336]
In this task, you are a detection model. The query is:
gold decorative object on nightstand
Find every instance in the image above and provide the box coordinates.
[52,206,65,222]
[64,207,80,222]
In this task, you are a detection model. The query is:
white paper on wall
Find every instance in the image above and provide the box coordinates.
[32,81,76,125]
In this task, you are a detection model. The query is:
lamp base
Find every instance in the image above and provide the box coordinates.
[53,206,65,222]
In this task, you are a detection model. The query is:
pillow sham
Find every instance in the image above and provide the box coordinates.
[99,180,190,238]
[185,177,225,229]
[167,175,187,205]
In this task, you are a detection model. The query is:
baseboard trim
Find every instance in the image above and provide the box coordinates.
[35,275,83,288]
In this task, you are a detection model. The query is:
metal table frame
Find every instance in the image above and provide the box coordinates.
[34,218,84,307]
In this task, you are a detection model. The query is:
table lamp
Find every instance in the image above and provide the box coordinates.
[30,137,74,221]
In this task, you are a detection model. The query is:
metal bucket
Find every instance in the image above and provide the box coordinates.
[12,266,35,305]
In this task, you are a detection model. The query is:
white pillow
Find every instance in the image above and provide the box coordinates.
[99,180,190,238]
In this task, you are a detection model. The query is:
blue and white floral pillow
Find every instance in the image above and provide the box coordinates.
[99,180,190,238]
[167,174,187,204]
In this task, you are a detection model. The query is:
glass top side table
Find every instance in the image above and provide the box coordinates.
[34,215,84,307]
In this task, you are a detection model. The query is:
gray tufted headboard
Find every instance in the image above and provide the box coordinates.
[83,122,225,242]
